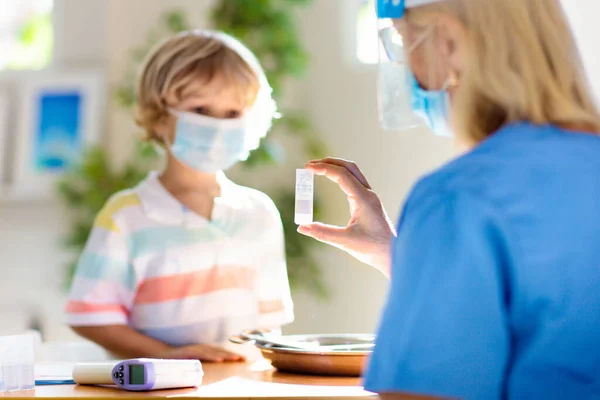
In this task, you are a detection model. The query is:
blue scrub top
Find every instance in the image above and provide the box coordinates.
[364,123,600,399]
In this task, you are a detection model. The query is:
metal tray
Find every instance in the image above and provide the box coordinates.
[233,333,374,377]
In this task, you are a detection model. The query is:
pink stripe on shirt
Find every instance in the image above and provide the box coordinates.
[134,266,257,304]
[66,301,129,315]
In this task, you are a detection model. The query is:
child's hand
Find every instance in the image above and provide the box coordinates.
[163,344,246,362]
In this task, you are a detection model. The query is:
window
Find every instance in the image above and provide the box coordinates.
[0,0,54,70]
[357,0,379,64]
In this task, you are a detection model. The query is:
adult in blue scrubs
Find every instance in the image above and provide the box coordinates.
[298,0,600,399]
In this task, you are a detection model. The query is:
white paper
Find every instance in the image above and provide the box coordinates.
[194,377,374,398]
[34,362,74,380]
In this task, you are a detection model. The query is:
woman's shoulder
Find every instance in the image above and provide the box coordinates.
[409,158,483,204]
[407,122,600,215]
[409,124,548,199]
[404,147,506,217]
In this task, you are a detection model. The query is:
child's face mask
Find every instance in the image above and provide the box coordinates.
[169,109,251,173]
[161,32,278,172]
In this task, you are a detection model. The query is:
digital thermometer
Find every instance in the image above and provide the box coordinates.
[73,359,203,391]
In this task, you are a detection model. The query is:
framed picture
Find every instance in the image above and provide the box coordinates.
[11,70,105,199]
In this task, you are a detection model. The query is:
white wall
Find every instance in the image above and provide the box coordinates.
[294,0,600,334]
[104,0,216,166]
[100,0,600,336]
[0,0,108,340]
[0,0,597,341]
[55,0,108,68]
[102,0,455,335]
[562,0,600,101]
[288,0,454,334]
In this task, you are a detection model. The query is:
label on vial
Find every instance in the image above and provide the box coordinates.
[295,169,314,225]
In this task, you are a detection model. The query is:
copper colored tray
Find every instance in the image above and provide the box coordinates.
[240,334,375,377]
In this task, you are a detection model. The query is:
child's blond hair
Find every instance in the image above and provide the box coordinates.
[135,31,261,144]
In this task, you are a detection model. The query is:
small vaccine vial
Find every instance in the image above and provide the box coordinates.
[295,169,314,225]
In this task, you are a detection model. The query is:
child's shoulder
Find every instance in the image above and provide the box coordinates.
[94,188,143,231]
[229,182,280,217]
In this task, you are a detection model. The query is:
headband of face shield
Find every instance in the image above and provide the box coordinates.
[376,0,452,137]
[168,31,277,172]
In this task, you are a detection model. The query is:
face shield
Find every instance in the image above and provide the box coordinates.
[376,0,451,136]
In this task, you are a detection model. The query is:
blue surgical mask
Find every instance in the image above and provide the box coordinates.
[407,69,453,138]
[169,110,251,173]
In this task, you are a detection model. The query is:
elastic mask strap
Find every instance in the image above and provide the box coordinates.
[440,76,451,91]
[404,25,435,55]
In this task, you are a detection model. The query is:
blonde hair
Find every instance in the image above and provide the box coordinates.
[134,31,261,143]
[406,0,600,144]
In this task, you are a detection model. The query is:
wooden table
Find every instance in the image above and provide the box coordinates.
[4,360,377,400]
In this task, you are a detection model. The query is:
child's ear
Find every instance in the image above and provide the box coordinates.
[153,113,176,145]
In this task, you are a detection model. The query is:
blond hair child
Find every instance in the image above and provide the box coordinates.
[66,31,294,361]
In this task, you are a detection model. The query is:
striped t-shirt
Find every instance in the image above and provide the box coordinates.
[66,172,294,345]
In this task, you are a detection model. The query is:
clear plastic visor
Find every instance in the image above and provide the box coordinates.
[377,17,427,131]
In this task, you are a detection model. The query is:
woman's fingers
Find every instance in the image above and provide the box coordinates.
[306,158,372,189]
[305,162,372,201]
[298,223,352,248]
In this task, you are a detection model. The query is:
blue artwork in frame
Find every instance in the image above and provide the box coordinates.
[33,91,83,172]
[12,70,104,200]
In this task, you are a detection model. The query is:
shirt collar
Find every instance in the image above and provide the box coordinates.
[135,171,242,225]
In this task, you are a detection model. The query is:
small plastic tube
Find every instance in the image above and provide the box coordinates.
[0,361,4,393]
[3,363,18,392]
[18,363,34,390]
[0,335,35,391]
[0,336,16,392]
[295,169,314,225]
[19,336,34,390]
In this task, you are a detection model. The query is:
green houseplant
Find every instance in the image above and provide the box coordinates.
[58,1,329,298]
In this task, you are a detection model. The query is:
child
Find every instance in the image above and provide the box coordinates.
[65,31,294,362]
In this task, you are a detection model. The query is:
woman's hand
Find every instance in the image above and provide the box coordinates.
[163,344,246,362]
[297,158,396,278]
